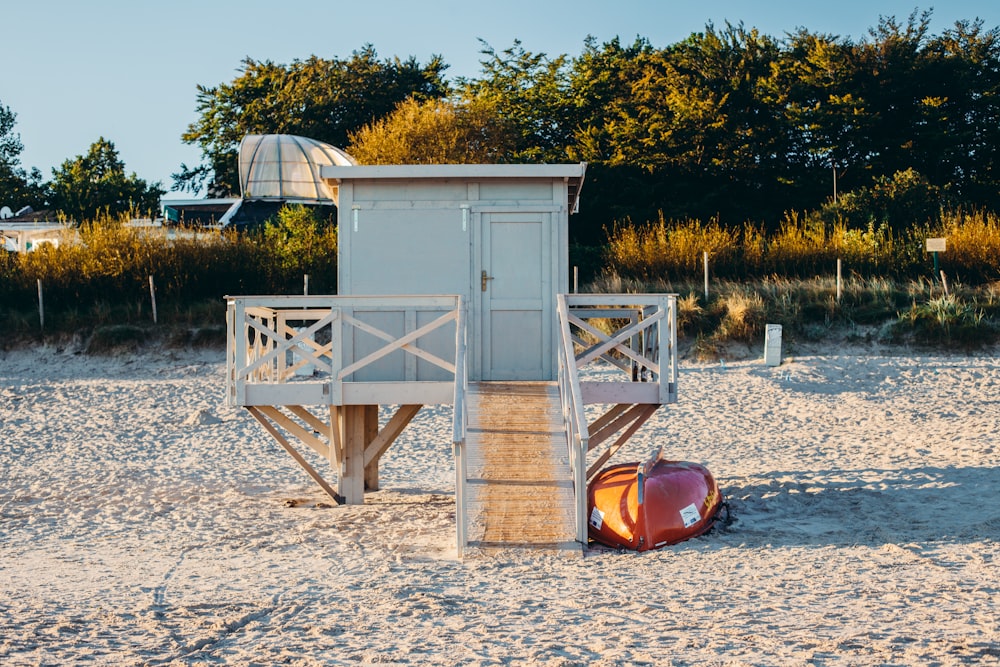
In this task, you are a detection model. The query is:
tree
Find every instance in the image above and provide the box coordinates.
[459,40,574,162]
[49,137,164,224]
[176,45,449,195]
[0,100,46,209]
[921,19,1000,207]
[347,97,516,164]
[0,101,21,168]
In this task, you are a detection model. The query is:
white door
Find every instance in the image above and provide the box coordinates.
[479,211,553,381]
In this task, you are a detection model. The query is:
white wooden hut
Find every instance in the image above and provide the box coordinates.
[226,158,679,556]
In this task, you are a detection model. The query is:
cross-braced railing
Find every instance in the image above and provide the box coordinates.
[226,295,462,408]
[556,293,679,544]
[558,294,678,405]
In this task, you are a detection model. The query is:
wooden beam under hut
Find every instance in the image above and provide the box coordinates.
[247,403,423,505]
[585,403,661,481]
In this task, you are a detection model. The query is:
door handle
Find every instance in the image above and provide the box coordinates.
[481,270,494,291]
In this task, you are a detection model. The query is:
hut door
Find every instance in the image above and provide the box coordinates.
[479,211,553,381]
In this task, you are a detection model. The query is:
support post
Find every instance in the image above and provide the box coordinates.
[363,405,380,490]
[340,405,367,504]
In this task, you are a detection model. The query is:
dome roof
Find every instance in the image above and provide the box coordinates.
[238,134,356,202]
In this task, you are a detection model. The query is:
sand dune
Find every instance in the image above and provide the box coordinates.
[1,344,998,665]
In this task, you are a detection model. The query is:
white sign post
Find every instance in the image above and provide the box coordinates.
[764,324,782,367]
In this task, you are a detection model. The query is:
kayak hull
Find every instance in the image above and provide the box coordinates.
[587,457,723,551]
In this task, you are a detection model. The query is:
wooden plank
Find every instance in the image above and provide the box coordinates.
[244,383,328,407]
[579,381,660,405]
[585,404,631,442]
[242,381,455,407]
[462,382,578,550]
[586,404,648,452]
[342,381,454,406]
[247,406,344,505]
[329,406,342,469]
[363,404,423,467]
[286,405,331,435]
[253,405,330,460]
[586,404,659,481]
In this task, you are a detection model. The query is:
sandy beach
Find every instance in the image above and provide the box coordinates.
[1,341,998,665]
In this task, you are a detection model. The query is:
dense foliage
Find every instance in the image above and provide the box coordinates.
[175,46,449,195]
[0,100,45,211]
[48,138,164,223]
[0,207,337,336]
[335,15,1000,249]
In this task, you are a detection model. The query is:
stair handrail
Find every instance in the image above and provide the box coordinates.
[556,294,590,545]
[452,296,469,556]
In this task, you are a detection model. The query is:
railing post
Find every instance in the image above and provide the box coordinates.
[452,295,468,557]
[664,295,678,403]
[328,307,343,405]
[225,299,235,407]
[233,298,248,407]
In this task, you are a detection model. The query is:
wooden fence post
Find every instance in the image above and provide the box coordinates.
[836,259,842,303]
[37,279,44,331]
[703,251,709,301]
[148,275,158,324]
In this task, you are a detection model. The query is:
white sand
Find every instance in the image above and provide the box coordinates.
[2,343,998,665]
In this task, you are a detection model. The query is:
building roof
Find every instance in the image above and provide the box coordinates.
[240,134,356,202]
[320,163,587,213]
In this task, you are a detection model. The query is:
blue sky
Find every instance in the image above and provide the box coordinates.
[2,0,998,201]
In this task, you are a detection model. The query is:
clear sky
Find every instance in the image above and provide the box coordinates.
[2,0,998,201]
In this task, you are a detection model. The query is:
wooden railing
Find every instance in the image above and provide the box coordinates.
[226,295,463,407]
[556,296,591,545]
[558,294,678,405]
[556,293,679,543]
[451,298,470,556]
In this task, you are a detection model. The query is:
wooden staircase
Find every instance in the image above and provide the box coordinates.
[461,382,580,554]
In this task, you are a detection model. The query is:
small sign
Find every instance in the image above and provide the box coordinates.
[589,506,605,530]
[926,238,946,253]
[679,503,701,528]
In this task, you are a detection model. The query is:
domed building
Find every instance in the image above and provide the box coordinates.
[163,134,356,229]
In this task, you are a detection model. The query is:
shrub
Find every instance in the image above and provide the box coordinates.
[890,294,997,347]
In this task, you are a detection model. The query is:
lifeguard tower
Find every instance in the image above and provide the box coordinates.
[225,138,678,556]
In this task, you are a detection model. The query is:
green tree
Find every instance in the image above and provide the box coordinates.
[177,45,450,195]
[822,168,949,231]
[921,19,1000,207]
[0,100,46,210]
[566,24,793,225]
[49,137,164,224]
[459,40,574,162]
[779,29,865,199]
[849,11,937,185]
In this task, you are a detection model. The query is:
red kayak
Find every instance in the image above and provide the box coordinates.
[587,448,724,551]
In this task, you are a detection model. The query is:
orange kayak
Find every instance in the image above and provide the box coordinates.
[587,449,724,551]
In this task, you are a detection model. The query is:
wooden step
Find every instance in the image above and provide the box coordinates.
[462,382,580,553]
